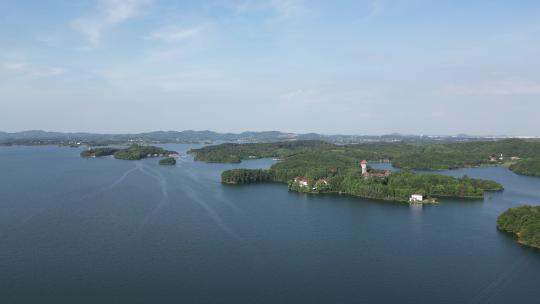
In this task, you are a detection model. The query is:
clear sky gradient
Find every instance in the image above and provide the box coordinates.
[1,0,539,135]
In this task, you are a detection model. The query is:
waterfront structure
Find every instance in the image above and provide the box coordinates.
[409,194,423,203]
[294,177,309,187]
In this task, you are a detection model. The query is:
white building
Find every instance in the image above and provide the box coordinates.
[294,177,309,187]
[361,160,368,175]
[409,194,423,203]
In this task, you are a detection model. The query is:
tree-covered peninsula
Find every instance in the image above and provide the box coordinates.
[497,205,540,249]
[509,158,540,177]
[81,145,177,160]
[190,139,540,177]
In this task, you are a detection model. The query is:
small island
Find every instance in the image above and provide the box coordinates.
[81,144,178,164]
[221,161,503,204]
[159,157,177,166]
[497,205,540,249]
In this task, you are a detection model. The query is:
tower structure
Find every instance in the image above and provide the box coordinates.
[360,160,368,175]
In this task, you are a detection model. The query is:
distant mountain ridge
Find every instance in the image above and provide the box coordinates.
[0,130,520,145]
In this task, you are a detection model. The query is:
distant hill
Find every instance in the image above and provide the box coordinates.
[0,129,523,145]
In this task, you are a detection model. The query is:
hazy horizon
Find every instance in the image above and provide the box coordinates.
[2,128,539,138]
[1,0,539,135]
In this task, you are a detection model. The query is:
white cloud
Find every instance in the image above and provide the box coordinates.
[366,0,383,19]
[233,0,304,18]
[2,62,29,72]
[442,79,540,96]
[270,0,305,18]
[36,34,64,47]
[1,61,66,78]
[279,89,322,106]
[73,0,150,48]
[147,26,203,43]
[31,67,67,77]
[103,0,143,23]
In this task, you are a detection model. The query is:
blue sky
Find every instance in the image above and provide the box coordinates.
[1,0,539,135]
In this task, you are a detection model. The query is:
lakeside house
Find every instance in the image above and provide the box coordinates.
[294,177,309,187]
[409,194,423,203]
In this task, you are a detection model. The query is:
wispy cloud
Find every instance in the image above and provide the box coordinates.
[2,62,29,72]
[270,0,305,18]
[233,0,305,19]
[365,0,383,20]
[279,89,322,106]
[442,79,540,96]
[36,34,64,47]
[31,67,66,77]
[73,0,150,48]
[1,61,66,78]
[147,26,203,43]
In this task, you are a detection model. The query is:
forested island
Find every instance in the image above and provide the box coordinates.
[497,205,540,249]
[159,157,177,166]
[191,141,504,203]
[222,168,502,203]
[190,139,540,177]
[81,145,177,161]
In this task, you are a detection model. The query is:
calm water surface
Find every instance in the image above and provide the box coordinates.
[1,144,540,303]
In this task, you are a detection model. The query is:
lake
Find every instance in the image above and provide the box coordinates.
[1,144,539,303]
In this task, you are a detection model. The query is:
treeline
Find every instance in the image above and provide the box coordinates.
[81,145,176,160]
[497,205,540,249]
[114,145,175,160]
[191,138,540,177]
[80,147,120,157]
[509,158,540,177]
[159,157,176,166]
[190,140,335,163]
[221,169,274,184]
[221,166,503,203]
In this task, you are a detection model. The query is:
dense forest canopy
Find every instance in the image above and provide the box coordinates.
[191,139,540,176]
[497,205,540,249]
[509,158,540,177]
[81,145,176,160]
[221,167,503,203]
[159,157,177,166]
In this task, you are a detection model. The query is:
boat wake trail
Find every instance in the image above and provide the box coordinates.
[20,163,141,227]
[469,254,529,304]
[138,164,169,226]
[183,180,244,242]
[180,164,241,213]
[77,163,141,202]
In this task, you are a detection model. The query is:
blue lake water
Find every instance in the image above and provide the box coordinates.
[1,144,540,303]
